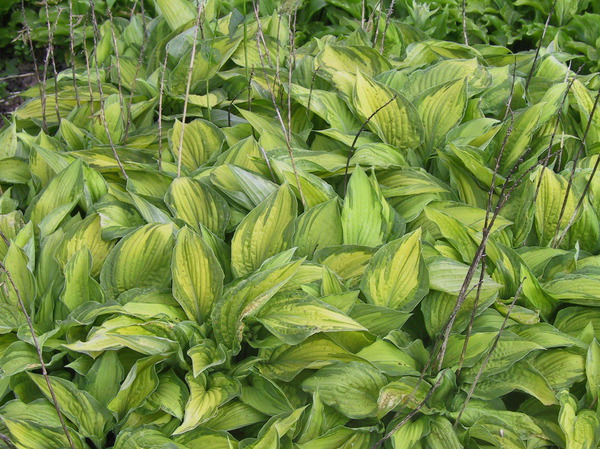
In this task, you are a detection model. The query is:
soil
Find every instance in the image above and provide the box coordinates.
[0,62,37,126]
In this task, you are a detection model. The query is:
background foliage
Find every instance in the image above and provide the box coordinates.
[1,1,600,449]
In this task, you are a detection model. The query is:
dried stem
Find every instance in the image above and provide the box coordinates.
[0,256,77,449]
[106,8,127,118]
[370,371,447,449]
[552,81,600,247]
[379,0,396,54]
[20,0,47,132]
[176,1,205,178]
[89,0,129,180]
[343,94,398,194]
[252,0,307,208]
[524,0,555,93]
[68,0,81,106]
[454,281,525,427]
[462,0,468,46]
[0,432,16,449]
[435,60,517,371]
[157,52,169,172]
[41,1,62,125]
[123,0,149,141]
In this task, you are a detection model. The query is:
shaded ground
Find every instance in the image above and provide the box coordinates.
[0,62,37,126]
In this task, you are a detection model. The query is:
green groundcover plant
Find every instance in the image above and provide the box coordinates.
[0,1,600,448]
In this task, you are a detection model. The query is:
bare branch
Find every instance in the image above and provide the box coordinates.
[343,93,397,195]
[462,0,468,46]
[0,261,77,449]
[252,0,307,208]
[454,280,525,427]
[370,370,447,449]
[524,0,555,93]
[552,81,600,247]
[20,0,47,132]
[176,0,205,178]
[157,51,169,172]
[89,0,129,180]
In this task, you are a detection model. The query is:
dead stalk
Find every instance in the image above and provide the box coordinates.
[0,244,76,449]
[252,0,307,208]
[454,281,525,427]
[343,94,398,195]
[176,1,205,177]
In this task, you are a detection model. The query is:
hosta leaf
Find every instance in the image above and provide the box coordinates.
[468,361,557,405]
[415,79,467,152]
[1,417,85,449]
[293,199,343,258]
[108,355,164,420]
[531,348,586,390]
[165,177,230,237]
[378,377,431,415]
[258,334,362,381]
[271,160,337,209]
[302,361,387,419]
[558,391,600,449]
[342,166,403,247]
[534,168,576,247]
[390,416,431,449]
[113,427,188,449]
[352,72,423,150]
[29,373,114,443]
[288,83,360,132]
[244,407,306,449]
[25,159,83,227]
[210,164,278,210]
[315,245,376,286]
[203,401,268,431]
[360,229,428,311]
[55,213,115,277]
[296,426,375,449]
[188,339,227,377]
[82,351,124,406]
[173,372,240,434]
[316,44,393,99]
[423,416,462,449]
[586,339,600,402]
[169,119,225,172]
[172,227,224,323]
[241,374,294,417]
[154,0,196,30]
[427,256,502,299]
[61,248,105,311]
[256,291,365,344]
[100,224,174,299]
[230,184,297,277]
[212,259,303,353]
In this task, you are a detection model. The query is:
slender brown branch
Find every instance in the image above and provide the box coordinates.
[552,81,600,247]
[379,0,396,54]
[524,0,555,93]
[252,0,307,208]
[370,371,447,449]
[343,94,398,194]
[20,0,47,132]
[453,281,525,427]
[0,432,16,449]
[434,60,517,371]
[0,262,77,449]
[89,0,129,180]
[462,0,468,46]
[176,0,205,177]
[67,0,80,107]
[157,52,168,172]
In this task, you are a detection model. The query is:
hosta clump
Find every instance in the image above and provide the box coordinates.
[1,1,600,448]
